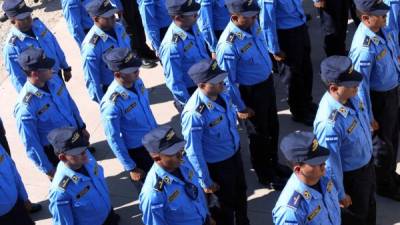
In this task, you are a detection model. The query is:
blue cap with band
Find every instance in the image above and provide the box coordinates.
[17,47,55,72]
[320,55,363,87]
[103,48,142,73]
[85,0,119,17]
[2,0,32,20]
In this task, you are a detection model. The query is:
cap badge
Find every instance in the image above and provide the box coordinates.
[124,53,133,63]
[71,132,80,143]
[311,139,319,152]
[103,0,110,7]
[18,1,26,9]
[165,130,175,141]
[211,61,218,71]
[187,0,193,6]
[348,65,353,75]
[247,0,253,6]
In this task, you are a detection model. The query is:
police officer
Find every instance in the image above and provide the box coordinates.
[139,126,213,225]
[81,0,131,103]
[48,127,119,225]
[384,0,400,42]
[181,60,249,225]
[349,0,400,201]
[196,0,230,58]
[100,48,157,182]
[159,0,210,112]
[137,0,171,55]
[2,0,72,93]
[273,131,340,225]
[314,56,376,225]
[0,144,35,225]
[258,0,317,126]
[14,47,89,180]
[216,0,285,189]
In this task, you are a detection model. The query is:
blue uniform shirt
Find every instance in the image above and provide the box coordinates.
[349,22,400,121]
[313,92,373,200]
[181,89,240,188]
[258,0,306,54]
[61,0,94,47]
[137,0,171,54]
[81,23,131,103]
[14,78,85,174]
[216,20,273,111]
[272,174,341,225]
[139,157,209,225]
[49,151,112,225]
[384,0,400,42]
[3,18,70,92]
[159,22,210,105]
[196,0,230,53]
[100,79,158,171]
[0,145,29,216]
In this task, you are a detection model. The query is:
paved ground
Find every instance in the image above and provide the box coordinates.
[0,1,399,224]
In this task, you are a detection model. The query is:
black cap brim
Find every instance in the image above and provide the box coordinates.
[370,2,390,16]
[303,145,330,166]
[338,69,363,87]
[38,57,55,70]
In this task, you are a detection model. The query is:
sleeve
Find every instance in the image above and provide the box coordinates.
[259,0,280,54]
[101,103,137,171]
[15,107,54,174]
[351,49,375,122]
[7,154,29,201]
[3,44,27,92]
[197,0,218,53]
[160,44,190,104]
[139,191,168,225]
[66,89,85,128]
[49,191,75,225]
[139,0,162,53]
[42,22,69,69]
[62,0,86,45]
[216,43,246,111]
[181,112,214,188]
[315,123,346,200]
[272,206,302,225]
[82,46,104,103]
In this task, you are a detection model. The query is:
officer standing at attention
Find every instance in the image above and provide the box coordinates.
[48,127,120,225]
[258,0,317,126]
[139,126,214,225]
[14,47,89,181]
[137,0,172,56]
[273,131,340,225]
[196,0,230,59]
[2,0,72,93]
[181,60,249,225]
[81,0,131,103]
[100,48,158,182]
[216,0,285,189]
[314,56,376,225]
[159,0,210,112]
[349,0,400,201]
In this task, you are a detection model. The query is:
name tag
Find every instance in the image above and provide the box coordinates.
[76,185,90,199]
[209,116,223,127]
[37,104,50,115]
[125,102,137,113]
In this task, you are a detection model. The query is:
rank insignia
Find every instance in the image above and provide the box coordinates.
[72,175,79,183]
[168,190,180,202]
[307,205,321,221]
[327,180,333,193]
[76,186,90,199]
[347,119,358,134]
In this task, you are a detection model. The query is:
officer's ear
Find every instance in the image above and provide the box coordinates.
[93,16,100,23]
[328,83,338,93]
[10,18,16,25]
[58,153,67,162]
[360,14,370,23]
[114,71,122,79]
[231,14,239,22]
[198,83,207,89]
[150,153,161,162]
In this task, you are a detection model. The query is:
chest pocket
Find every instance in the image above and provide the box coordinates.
[306,205,325,225]
[165,189,185,217]
[36,103,52,123]
[123,101,139,122]
[72,185,97,213]
[238,42,255,64]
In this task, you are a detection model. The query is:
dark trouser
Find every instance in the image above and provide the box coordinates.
[239,76,279,181]
[173,86,197,113]
[342,159,376,225]
[120,0,157,60]
[207,150,249,225]
[370,86,399,185]
[128,146,154,180]
[0,200,35,225]
[102,209,119,225]
[277,24,314,117]
[44,145,60,168]
[0,119,11,156]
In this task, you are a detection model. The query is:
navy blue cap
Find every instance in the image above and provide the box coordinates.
[47,127,90,155]
[17,47,55,72]
[142,126,186,156]
[320,55,363,87]
[85,0,119,18]
[280,131,330,166]
[103,48,142,73]
[166,0,200,15]
[188,59,227,84]
[2,0,32,19]
[226,0,260,17]
[355,0,389,16]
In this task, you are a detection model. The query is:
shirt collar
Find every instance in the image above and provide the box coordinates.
[289,174,323,202]
[153,158,194,185]
[24,80,53,98]
[227,20,261,40]
[324,92,355,118]
[360,22,387,46]
[171,22,199,40]
[58,160,91,183]
[11,26,33,41]
[93,24,115,42]
[197,89,227,112]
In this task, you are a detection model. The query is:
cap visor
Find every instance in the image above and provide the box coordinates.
[241,11,259,17]
[64,147,86,156]
[15,11,32,20]
[370,3,390,16]
[100,8,119,18]
[304,146,330,166]
[38,58,55,70]
[160,141,185,156]
[207,72,227,84]
[120,67,139,74]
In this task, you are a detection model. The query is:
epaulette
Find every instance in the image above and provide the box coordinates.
[196,103,207,114]
[109,92,120,103]
[287,191,303,210]
[23,93,33,104]
[226,32,236,44]
[9,36,18,45]
[328,110,338,123]
[154,175,164,192]
[90,34,100,45]
[58,176,71,191]
[172,34,180,43]
[363,37,371,47]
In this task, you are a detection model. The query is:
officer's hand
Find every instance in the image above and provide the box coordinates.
[47,169,56,181]
[371,119,379,132]
[204,182,220,194]
[24,200,32,212]
[339,194,352,208]
[211,52,217,60]
[314,0,325,8]
[273,51,286,62]
[63,71,72,82]
[237,107,255,120]
[82,128,90,140]
[130,168,146,182]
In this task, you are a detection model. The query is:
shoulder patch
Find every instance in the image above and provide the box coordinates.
[23,93,33,104]
[363,37,371,47]
[172,34,180,43]
[154,175,165,192]
[109,92,120,103]
[226,32,236,44]
[287,191,303,210]
[58,176,71,191]
[9,36,18,45]
[196,103,207,114]
[90,34,100,45]
[328,110,338,123]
